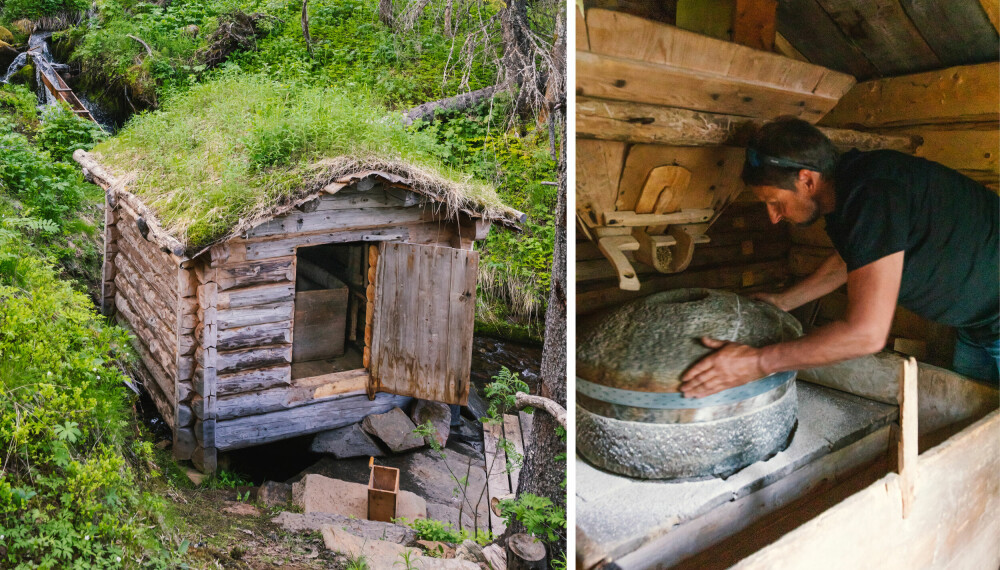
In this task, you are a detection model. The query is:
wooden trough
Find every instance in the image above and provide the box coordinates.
[74,150,523,473]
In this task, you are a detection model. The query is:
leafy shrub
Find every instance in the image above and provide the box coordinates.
[0,241,176,568]
[2,0,88,20]
[497,493,566,542]
[37,103,106,163]
[0,83,39,134]
[398,517,493,546]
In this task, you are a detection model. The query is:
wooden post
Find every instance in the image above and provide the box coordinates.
[897,356,918,518]
[506,533,546,570]
[364,244,378,399]
[193,273,220,473]
[732,0,777,51]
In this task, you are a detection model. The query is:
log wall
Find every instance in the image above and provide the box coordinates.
[110,204,184,433]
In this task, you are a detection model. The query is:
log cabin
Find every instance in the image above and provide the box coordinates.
[73,138,522,474]
[575,1,999,568]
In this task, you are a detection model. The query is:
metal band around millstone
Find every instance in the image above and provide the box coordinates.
[576,371,796,424]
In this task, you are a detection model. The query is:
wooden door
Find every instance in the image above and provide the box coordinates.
[369,243,478,405]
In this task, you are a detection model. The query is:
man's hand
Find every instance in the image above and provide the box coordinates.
[679,337,767,398]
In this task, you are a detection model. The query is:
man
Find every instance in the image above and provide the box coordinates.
[680,117,999,398]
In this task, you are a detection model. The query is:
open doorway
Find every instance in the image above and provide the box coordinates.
[291,242,368,380]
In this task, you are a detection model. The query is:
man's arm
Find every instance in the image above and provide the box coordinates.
[755,252,847,311]
[680,251,903,398]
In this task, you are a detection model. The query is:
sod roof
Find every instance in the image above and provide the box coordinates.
[82,74,521,254]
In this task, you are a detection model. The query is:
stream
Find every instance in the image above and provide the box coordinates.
[2,32,119,132]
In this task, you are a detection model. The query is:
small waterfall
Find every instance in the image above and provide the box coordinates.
[2,52,27,83]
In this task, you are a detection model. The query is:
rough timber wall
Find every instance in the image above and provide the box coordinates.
[111,205,184,433]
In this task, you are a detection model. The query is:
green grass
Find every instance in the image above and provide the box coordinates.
[92,73,513,249]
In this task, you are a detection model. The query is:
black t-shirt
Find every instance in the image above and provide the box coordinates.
[824,149,999,341]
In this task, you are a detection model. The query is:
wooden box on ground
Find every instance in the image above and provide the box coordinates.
[368,464,400,522]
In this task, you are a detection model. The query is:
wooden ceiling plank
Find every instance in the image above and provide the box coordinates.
[820,62,1000,128]
[812,0,941,76]
[898,0,999,67]
[584,8,854,98]
[776,0,878,79]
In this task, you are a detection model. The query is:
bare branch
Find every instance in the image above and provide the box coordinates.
[514,392,566,429]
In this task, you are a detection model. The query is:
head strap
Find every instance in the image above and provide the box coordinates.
[745,148,819,172]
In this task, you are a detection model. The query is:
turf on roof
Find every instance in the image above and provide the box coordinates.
[90,74,510,249]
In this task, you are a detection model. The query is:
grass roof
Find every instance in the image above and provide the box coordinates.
[90,74,515,249]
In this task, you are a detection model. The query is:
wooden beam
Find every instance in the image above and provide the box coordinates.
[732,0,777,51]
[580,9,854,121]
[898,0,1000,67]
[577,97,922,153]
[776,0,878,79]
[821,62,1000,128]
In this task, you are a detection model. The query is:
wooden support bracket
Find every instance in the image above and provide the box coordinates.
[897,356,918,519]
[597,235,640,291]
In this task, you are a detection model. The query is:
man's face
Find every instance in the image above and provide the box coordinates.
[751,183,822,227]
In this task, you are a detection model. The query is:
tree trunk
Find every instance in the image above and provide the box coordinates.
[444,0,454,37]
[301,0,313,56]
[503,2,567,560]
[499,0,537,113]
[402,85,498,125]
[379,0,394,28]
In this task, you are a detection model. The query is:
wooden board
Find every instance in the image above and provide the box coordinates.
[576,139,626,226]
[731,411,1000,570]
[483,421,512,535]
[292,288,348,362]
[213,392,412,451]
[370,243,477,406]
[503,414,524,495]
[821,62,1000,128]
[732,0,777,51]
[206,370,370,421]
[616,145,745,214]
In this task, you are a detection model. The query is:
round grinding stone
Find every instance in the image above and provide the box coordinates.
[577,381,798,479]
[576,288,803,479]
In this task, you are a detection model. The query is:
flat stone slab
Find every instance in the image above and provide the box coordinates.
[310,423,384,459]
[576,381,897,564]
[294,448,491,532]
[320,525,479,569]
[272,511,417,545]
[362,407,425,453]
[292,473,426,521]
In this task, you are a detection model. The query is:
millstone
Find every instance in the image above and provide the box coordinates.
[576,288,803,479]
